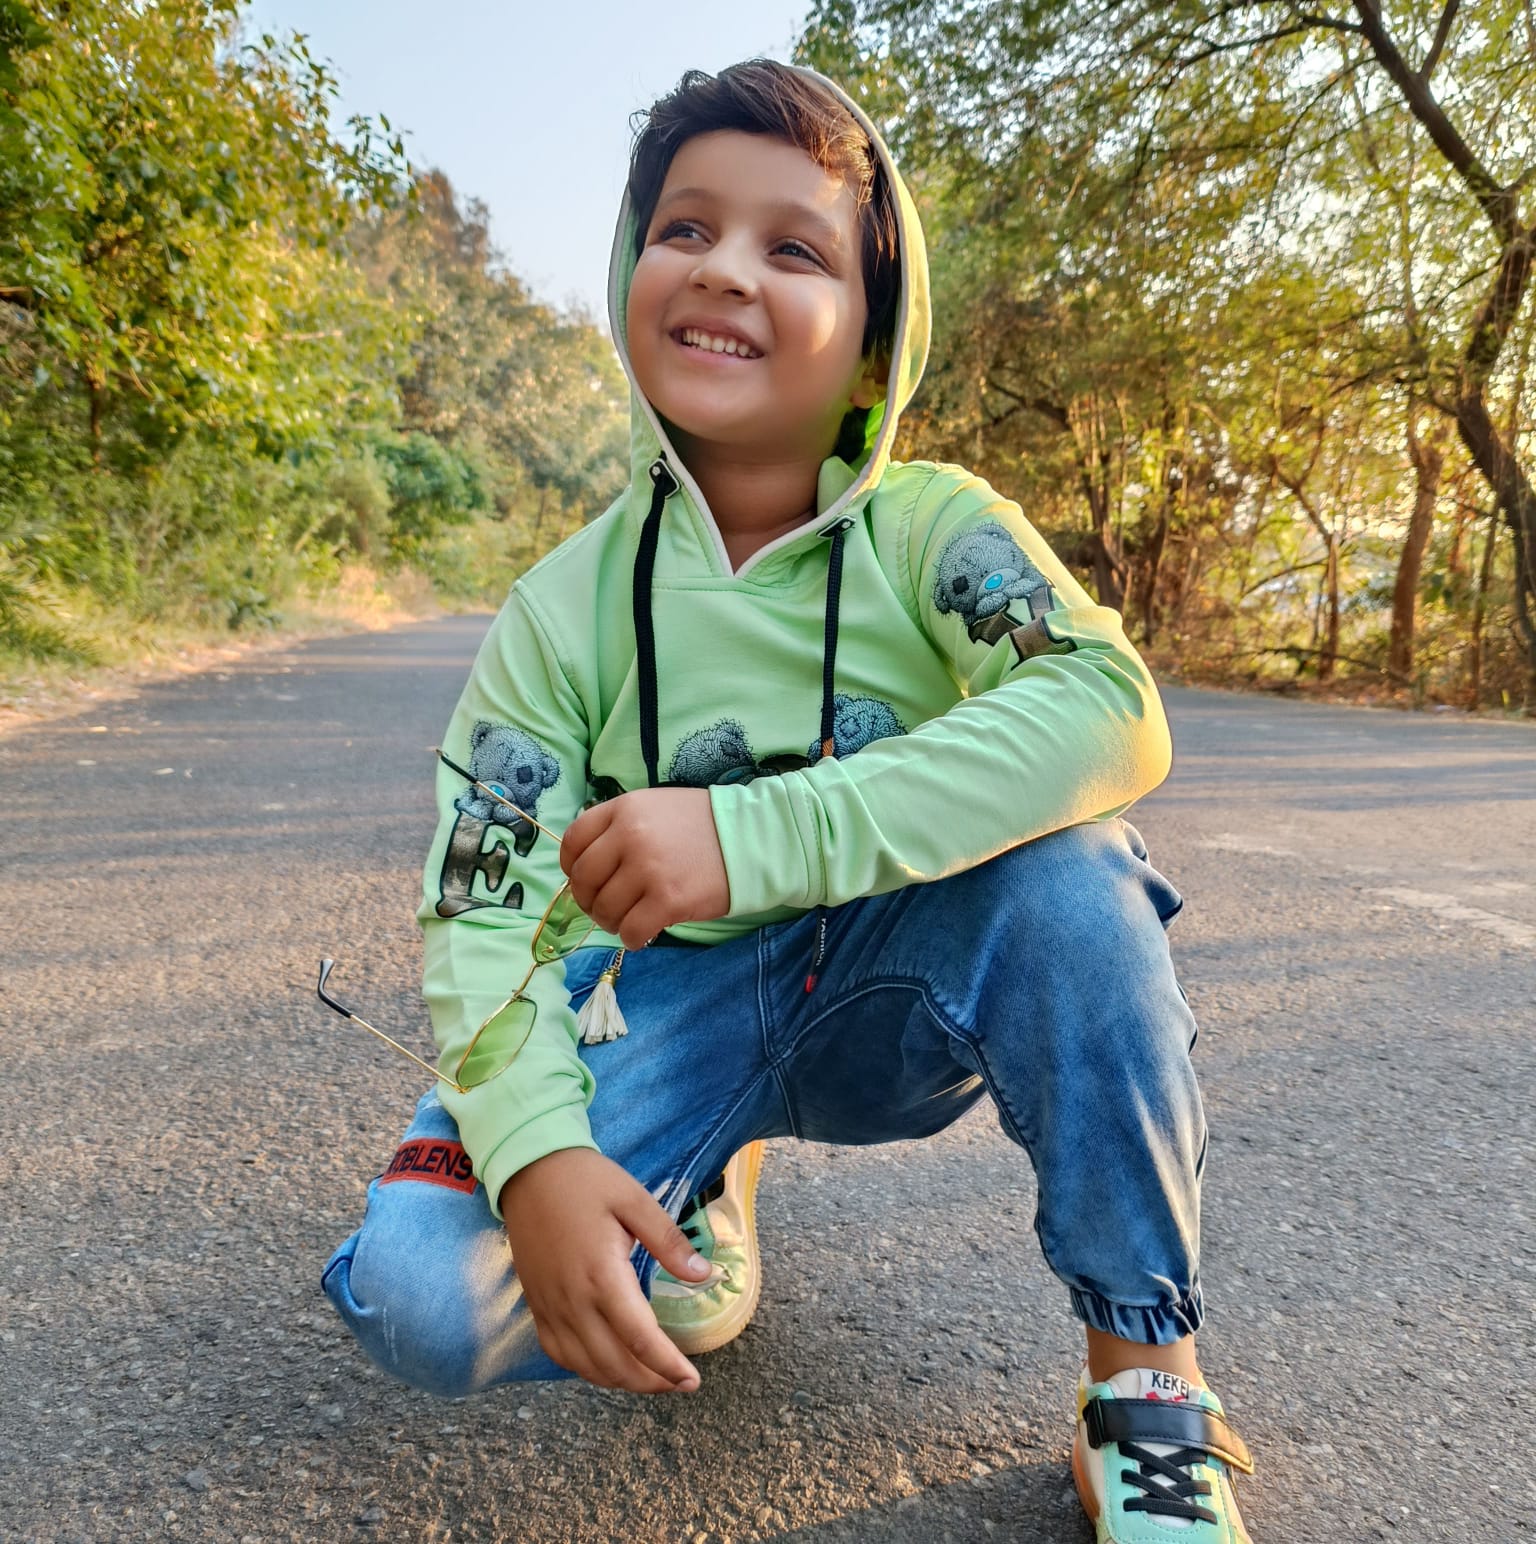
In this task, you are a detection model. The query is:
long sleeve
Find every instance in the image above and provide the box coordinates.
[417,586,601,1218]
[707,466,1173,914]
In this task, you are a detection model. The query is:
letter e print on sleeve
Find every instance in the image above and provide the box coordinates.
[436,721,562,918]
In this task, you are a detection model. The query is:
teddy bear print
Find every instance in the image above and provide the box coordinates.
[806,694,906,761]
[932,521,1049,643]
[663,721,812,789]
[454,720,560,856]
[667,719,759,788]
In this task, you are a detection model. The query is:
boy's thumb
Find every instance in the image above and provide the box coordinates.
[620,1191,713,1283]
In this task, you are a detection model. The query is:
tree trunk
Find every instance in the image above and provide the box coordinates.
[1318,531,1340,681]
[1342,0,1536,709]
[1388,409,1444,682]
[1453,391,1536,713]
[1468,506,1498,708]
[1137,507,1169,645]
[88,378,103,465]
[1077,444,1126,612]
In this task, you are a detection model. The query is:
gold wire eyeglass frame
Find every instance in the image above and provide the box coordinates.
[315,748,599,1095]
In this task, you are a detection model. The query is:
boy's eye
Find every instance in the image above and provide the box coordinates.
[657,219,702,242]
[775,238,822,264]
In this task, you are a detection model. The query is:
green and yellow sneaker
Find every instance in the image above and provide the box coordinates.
[1072,1367,1255,1543]
[650,1141,765,1356]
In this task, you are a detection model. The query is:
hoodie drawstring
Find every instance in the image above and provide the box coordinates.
[629,458,852,995]
[576,458,678,1046]
[805,514,852,993]
[634,459,677,791]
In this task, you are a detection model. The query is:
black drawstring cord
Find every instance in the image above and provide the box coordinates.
[806,517,853,994]
[817,519,848,761]
[634,459,677,790]
[628,468,849,993]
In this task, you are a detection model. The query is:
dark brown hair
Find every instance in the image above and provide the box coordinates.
[627,60,901,365]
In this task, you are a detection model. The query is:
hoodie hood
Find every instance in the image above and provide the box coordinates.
[606,65,931,574]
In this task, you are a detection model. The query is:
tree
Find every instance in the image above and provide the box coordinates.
[351,170,628,522]
[799,0,1536,706]
[0,0,407,458]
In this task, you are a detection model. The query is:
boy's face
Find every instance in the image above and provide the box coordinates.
[627,130,882,466]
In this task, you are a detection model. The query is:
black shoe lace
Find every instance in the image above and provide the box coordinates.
[678,1204,705,1248]
[675,1174,726,1251]
[1120,1441,1218,1524]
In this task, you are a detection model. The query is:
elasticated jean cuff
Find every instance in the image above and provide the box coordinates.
[1068,1283,1204,1346]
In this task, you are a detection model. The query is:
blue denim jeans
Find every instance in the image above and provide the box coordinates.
[322,819,1206,1397]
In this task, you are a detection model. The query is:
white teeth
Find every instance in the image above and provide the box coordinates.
[680,328,758,358]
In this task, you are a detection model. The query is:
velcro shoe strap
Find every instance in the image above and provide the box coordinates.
[1083,1397,1255,1475]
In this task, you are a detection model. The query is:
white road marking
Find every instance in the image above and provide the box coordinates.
[1367,887,1536,949]
[1197,833,1299,858]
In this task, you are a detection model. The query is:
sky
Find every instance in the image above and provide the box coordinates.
[243,0,813,324]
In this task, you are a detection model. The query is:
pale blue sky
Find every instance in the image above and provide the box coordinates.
[244,0,813,322]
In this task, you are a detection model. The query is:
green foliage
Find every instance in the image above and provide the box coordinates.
[799,0,1536,706]
[1,0,409,450]
[352,172,628,513]
[0,2,627,664]
[372,431,487,553]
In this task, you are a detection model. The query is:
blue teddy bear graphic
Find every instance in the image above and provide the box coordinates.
[806,694,906,761]
[932,521,1049,642]
[454,721,560,857]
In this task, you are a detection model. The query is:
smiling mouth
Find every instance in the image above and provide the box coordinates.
[674,327,764,360]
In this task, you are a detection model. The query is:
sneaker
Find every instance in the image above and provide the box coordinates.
[1072,1367,1255,1542]
[650,1141,765,1355]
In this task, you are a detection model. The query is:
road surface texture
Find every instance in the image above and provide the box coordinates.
[3,615,1533,1543]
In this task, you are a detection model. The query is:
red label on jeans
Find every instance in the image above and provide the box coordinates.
[379,1139,477,1194]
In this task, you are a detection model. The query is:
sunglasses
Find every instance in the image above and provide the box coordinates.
[316,748,599,1094]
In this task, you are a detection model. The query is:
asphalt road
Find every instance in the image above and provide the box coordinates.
[3,615,1533,1544]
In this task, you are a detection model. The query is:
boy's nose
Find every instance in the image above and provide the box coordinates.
[689,239,757,300]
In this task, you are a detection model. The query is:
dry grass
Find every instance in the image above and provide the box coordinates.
[0,563,449,737]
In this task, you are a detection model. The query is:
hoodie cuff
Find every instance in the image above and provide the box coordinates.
[473,1110,600,1222]
[709,774,821,916]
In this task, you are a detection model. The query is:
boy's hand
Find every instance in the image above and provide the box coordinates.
[500,1148,711,1393]
[561,787,730,948]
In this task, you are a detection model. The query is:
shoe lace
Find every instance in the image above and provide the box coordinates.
[1119,1441,1218,1525]
[673,1179,742,1295]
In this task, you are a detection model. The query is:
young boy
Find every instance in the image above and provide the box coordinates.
[322,60,1255,1542]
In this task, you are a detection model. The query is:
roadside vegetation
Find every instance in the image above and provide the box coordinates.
[0,0,625,699]
[800,0,1536,713]
[2,0,1533,714]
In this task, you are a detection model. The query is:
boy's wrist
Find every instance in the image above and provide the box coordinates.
[473,1115,600,1223]
[498,1144,591,1218]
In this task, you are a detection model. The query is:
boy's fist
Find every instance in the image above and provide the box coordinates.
[560,787,730,949]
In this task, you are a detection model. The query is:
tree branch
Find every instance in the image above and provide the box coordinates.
[1253,644,1412,685]
[985,377,1072,432]
[1419,0,1460,82]
[1350,0,1518,241]
[1461,221,1536,392]
[1298,11,1365,32]
[1238,557,1329,598]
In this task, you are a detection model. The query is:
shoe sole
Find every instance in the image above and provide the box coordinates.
[1071,1428,1101,1526]
[661,1139,765,1356]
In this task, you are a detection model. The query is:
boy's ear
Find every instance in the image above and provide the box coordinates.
[850,353,890,412]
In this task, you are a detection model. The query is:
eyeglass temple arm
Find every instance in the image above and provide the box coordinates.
[433,747,561,845]
[315,959,468,1094]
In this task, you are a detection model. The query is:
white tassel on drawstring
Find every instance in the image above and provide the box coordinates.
[577,949,630,1044]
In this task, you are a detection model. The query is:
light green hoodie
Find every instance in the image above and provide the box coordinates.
[418,68,1172,1215]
